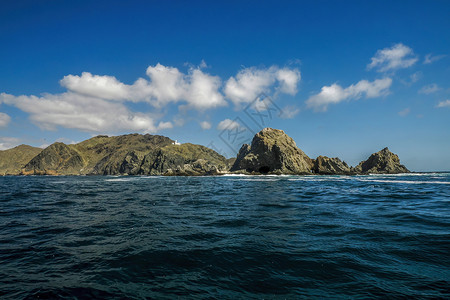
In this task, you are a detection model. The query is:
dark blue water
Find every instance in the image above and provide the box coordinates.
[1,174,449,299]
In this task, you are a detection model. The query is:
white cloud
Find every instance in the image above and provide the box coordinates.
[143,63,227,109]
[143,63,188,105]
[0,112,11,127]
[1,63,301,133]
[368,43,418,72]
[276,68,301,95]
[60,72,130,101]
[0,137,20,150]
[419,84,440,94]
[424,53,446,64]
[224,66,300,106]
[185,69,226,110]
[200,121,211,130]
[280,105,300,119]
[306,78,392,112]
[410,71,421,83]
[398,108,410,116]
[0,92,162,133]
[437,100,450,108]
[60,63,227,110]
[217,119,240,130]
[156,121,173,130]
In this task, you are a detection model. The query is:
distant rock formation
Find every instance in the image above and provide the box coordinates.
[0,128,410,176]
[139,143,228,176]
[312,156,351,175]
[15,134,228,176]
[0,145,43,175]
[352,147,409,174]
[230,128,313,174]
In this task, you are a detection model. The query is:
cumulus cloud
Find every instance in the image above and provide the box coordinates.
[60,72,130,101]
[368,43,418,72]
[0,92,162,133]
[419,84,440,94]
[224,66,300,106]
[306,78,392,112]
[398,108,410,117]
[59,63,227,110]
[424,53,446,64]
[217,119,240,130]
[200,121,211,130]
[0,112,11,127]
[185,69,225,110]
[437,100,450,108]
[1,63,301,133]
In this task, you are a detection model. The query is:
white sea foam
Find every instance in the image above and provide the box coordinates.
[222,174,251,177]
[356,178,450,185]
[105,178,133,182]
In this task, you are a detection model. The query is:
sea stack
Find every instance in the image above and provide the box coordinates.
[352,147,409,174]
[312,156,351,175]
[230,128,313,174]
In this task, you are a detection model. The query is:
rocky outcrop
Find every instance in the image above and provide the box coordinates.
[352,147,409,174]
[140,143,228,176]
[0,145,43,175]
[76,134,174,174]
[11,134,227,176]
[312,156,351,175]
[230,128,313,174]
[0,130,411,176]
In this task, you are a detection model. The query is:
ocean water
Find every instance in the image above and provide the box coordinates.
[0,174,449,299]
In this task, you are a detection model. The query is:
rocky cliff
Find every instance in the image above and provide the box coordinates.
[18,133,228,176]
[0,129,410,176]
[139,143,228,175]
[352,147,409,174]
[312,156,351,175]
[230,128,313,174]
[231,128,409,175]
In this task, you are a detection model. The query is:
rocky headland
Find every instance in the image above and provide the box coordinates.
[0,128,409,176]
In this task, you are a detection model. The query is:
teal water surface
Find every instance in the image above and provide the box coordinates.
[0,174,449,298]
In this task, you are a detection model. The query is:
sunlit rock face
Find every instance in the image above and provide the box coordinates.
[352,147,410,174]
[231,128,313,174]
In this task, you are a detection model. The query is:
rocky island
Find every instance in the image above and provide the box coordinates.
[0,128,409,176]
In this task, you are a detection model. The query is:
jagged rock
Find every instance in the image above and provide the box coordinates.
[0,145,43,175]
[0,130,411,176]
[140,143,228,175]
[77,134,173,174]
[230,128,313,174]
[119,151,146,175]
[352,147,409,174]
[312,156,351,175]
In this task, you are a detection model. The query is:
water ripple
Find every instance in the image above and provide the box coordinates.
[0,174,449,298]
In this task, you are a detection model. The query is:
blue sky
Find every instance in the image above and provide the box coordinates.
[0,0,449,171]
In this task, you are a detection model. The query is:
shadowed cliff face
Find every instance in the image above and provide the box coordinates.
[312,156,351,175]
[352,147,409,174]
[139,143,228,176]
[231,128,313,174]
